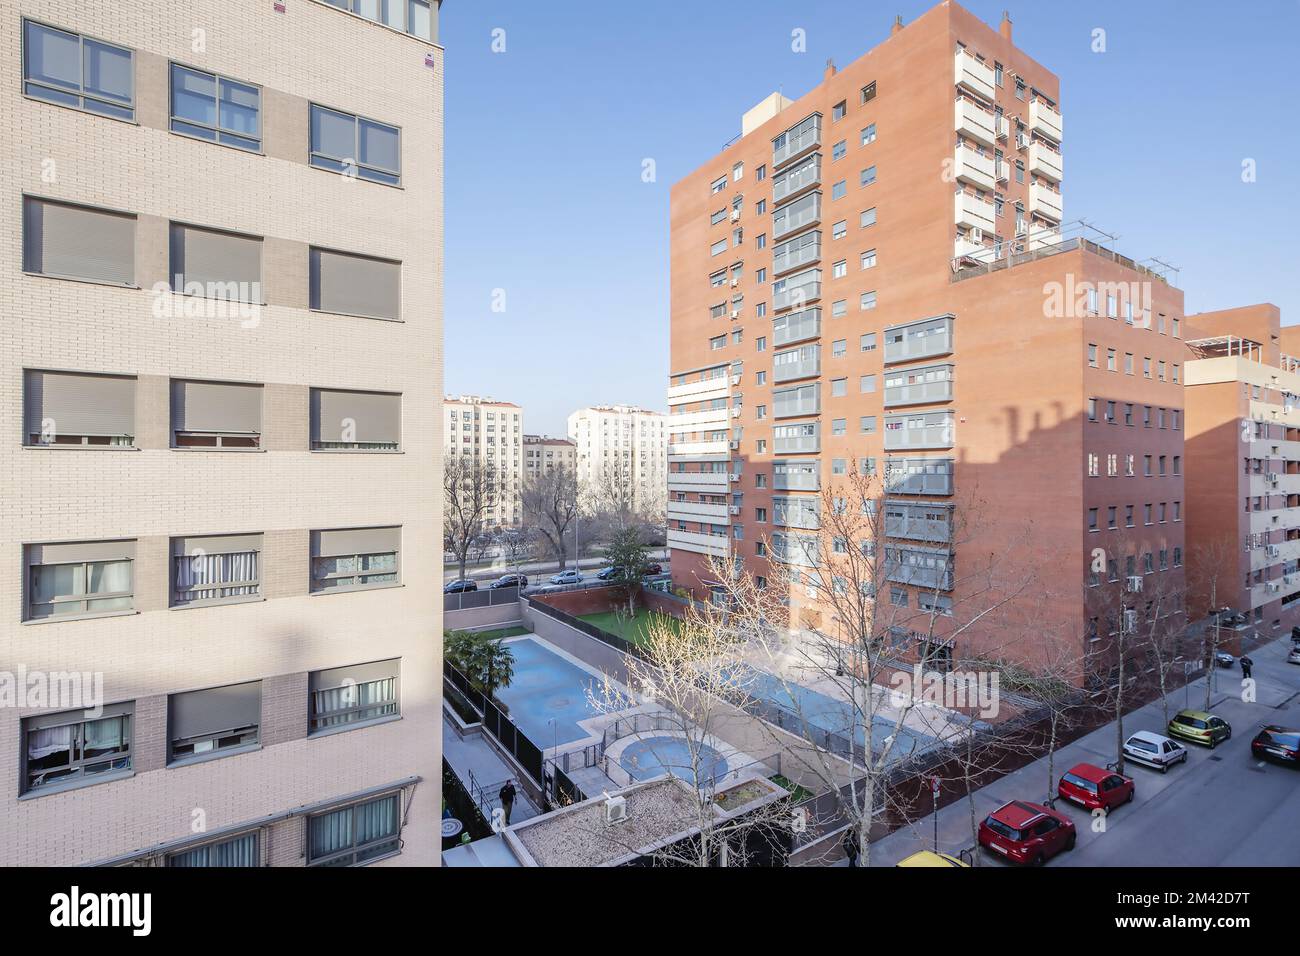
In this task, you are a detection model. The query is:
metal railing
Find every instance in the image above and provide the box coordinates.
[444,585,522,612]
[950,220,1179,285]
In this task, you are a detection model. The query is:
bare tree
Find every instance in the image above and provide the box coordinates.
[1188,535,1238,712]
[498,528,537,580]
[699,465,1045,866]
[585,611,795,867]
[522,463,579,571]
[444,456,500,581]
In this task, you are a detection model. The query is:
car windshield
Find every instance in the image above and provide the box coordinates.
[1264,731,1300,748]
[1129,739,1157,753]
[984,818,1024,842]
[1062,772,1097,793]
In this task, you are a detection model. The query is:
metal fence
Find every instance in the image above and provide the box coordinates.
[443,661,544,787]
[526,596,649,660]
[443,585,522,612]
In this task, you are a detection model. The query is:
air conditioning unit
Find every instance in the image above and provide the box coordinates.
[728,440,740,450]
[730,310,740,319]
[1268,582,1282,594]
[731,374,742,385]
[1016,132,1030,150]
[604,794,627,824]
[969,227,984,243]
[731,209,741,222]
[730,278,740,287]
[730,407,741,418]
[730,506,741,515]
[1268,472,1279,483]
[730,473,741,482]
[1126,575,1143,593]
[1015,223,1028,238]
[1268,545,1281,558]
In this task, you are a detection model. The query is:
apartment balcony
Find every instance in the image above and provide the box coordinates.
[883,364,955,407]
[773,382,820,418]
[667,471,730,494]
[884,458,954,496]
[667,500,729,522]
[774,460,820,492]
[772,343,821,383]
[953,235,994,262]
[772,191,821,242]
[954,191,996,232]
[667,440,730,458]
[885,545,954,591]
[771,531,819,569]
[773,423,820,455]
[883,411,955,451]
[772,113,822,169]
[954,49,996,101]
[1026,223,1063,251]
[772,307,821,348]
[772,152,821,204]
[883,314,954,365]
[1028,183,1063,222]
[667,375,729,403]
[885,501,953,544]
[772,268,822,312]
[668,407,730,431]
[1028,141,1063,182]
[772,230,822,276]
[668,528,730,558]
[954,97,997,148]
[995,113,1009,141]
[773,496,821,531]
[953,146,995,190]
[1028,99,1063,142]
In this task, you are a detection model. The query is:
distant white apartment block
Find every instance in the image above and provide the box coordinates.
[523,434,577,481]
[443,396,524,526]
[568,405,669,517]
[0,0,444,866]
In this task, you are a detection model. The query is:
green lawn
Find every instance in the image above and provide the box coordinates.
[579,609,682,646]
[445,625,530,643]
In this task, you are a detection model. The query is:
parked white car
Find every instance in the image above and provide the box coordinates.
[1123,731,1188,773]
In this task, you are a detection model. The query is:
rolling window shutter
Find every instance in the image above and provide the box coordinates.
[171,533,262,558]
[309,659,400,694]
[310,248,400,319]
[313,527,400,558]
[169,682,262,740]
[24,198,135,285]
[27,540,137,566]
[170,224,261,298]
[171,380,263,435]
[24,370,135,439]
[312,389,400,445]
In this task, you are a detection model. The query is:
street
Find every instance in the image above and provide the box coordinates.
[870,635,1300,867]
[443,550,668,583]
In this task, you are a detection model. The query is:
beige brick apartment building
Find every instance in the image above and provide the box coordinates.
[1,0,443,865]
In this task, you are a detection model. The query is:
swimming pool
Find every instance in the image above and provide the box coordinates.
[618,735,729,787]
[494,637,620,748]
[736,668,939,762]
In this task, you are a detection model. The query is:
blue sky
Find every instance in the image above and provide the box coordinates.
[443,0,1299,435]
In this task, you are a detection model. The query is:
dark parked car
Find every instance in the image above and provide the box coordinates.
[643,563,664,575]
[1251,726,1300,766]
[488,574,528,589]
[1214,651,1235,668]
[595,566,623,581]
[443,578,477,593]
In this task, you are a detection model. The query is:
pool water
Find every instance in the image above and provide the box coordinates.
[619,736,729,787]
[494,637,621,748]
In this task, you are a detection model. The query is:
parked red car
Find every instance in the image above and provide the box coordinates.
[978,800,1076,865]
[1057,763,1135,813]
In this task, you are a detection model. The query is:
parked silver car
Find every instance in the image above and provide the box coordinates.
[1123,731,1188,774]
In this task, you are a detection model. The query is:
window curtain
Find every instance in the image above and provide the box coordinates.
[82,716,125,756]
[314,678,396,728]
[310,808,352,862]
[27,725,72,762]
[355,795,398,846]
[175,551,257,602]
[169,832,256,867]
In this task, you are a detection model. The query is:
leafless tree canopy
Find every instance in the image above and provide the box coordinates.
[443,456,501,580]
[521,463,580,571]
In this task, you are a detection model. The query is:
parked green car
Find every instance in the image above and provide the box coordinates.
[1167,709,1232,748]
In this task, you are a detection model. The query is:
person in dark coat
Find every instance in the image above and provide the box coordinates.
[498,780,517,826]
[1240,655,1254,680]
[842,829,861,868]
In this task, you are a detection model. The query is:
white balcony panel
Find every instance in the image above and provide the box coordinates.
[954,146,995,190]
[668,472,730,494]
[954,98,996,148]
[668,529,730,558]
[954,235,994,261]
[667,378,729,403]
[668,408,730,432]
[954,192,995,232]
[954,50,996,101]
[1028,184,1063,222]
[1029,99,1063,141]
[667,440,730,459]
[1028,142,1063,182]
[667,500,729,522]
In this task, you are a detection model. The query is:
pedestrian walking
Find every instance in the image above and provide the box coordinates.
[842,829,861,868]
[498,779,517,826]
[1240,654,1254,680]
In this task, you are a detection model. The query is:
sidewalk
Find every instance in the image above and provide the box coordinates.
[442,714,542,826]
[444,550,668,583]
[865,634,1300,867]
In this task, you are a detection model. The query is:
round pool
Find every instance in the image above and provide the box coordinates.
[618,735,729,787]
